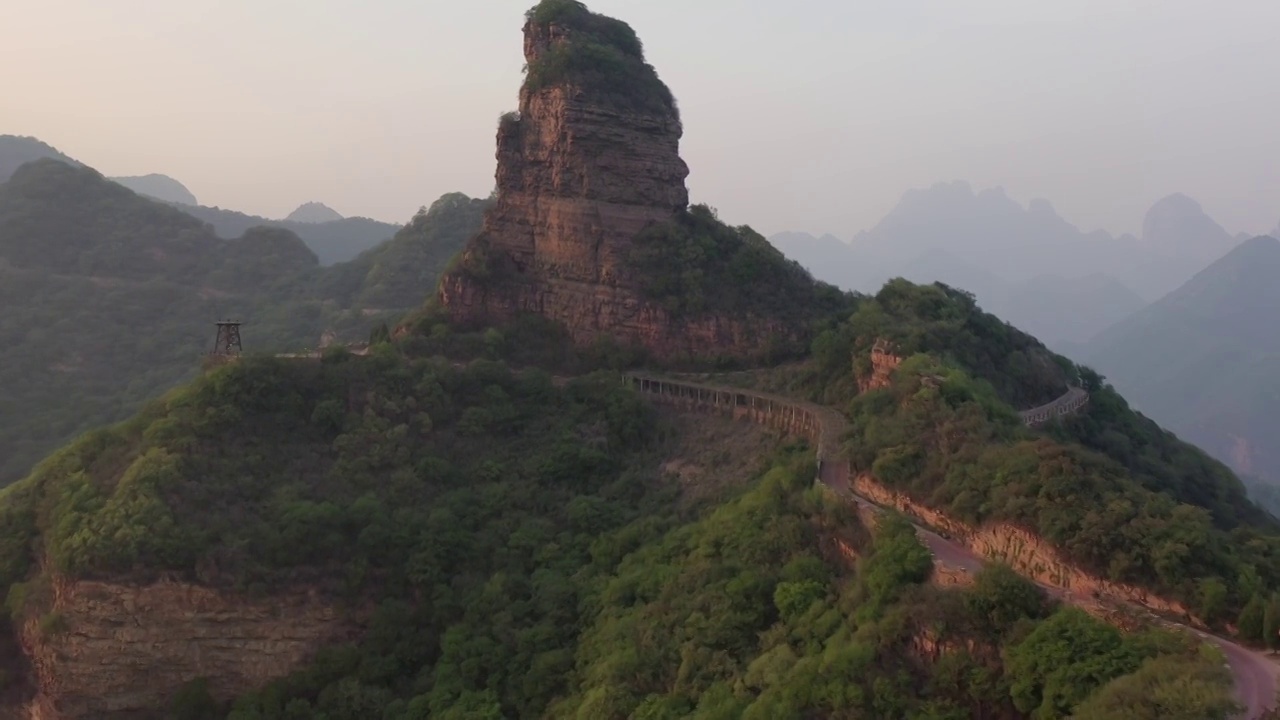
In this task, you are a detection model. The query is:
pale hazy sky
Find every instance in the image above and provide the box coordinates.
[5,0,1279,237]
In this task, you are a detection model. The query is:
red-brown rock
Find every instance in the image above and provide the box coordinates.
[438,6,810,362]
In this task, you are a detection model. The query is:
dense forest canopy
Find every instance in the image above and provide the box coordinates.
[0,159,485,485]
[0,351,1241,719]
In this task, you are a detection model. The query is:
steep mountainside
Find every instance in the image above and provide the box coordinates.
[1084,235,1280,494]
[174,203,399,265]
[0,159,483,485]
[0,4,1258,719]
[1141,193,1236,264]
[437,0,846,363]
[716,279,1277,610]
[107,174,198,206]
[284,202,343,224]
[997,272,1147,349]
[1,350,1235,719]
[0,136,79,183]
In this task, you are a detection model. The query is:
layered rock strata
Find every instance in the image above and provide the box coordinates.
[18,578,350,719]
[439,12,804,360]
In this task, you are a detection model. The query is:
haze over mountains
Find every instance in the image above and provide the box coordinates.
[0,156,484,484]
[769,180,1261,348]
[285,201,344,224]
[6,2,1280,717]
[1081,235,1280,496]
[0,135,398,264]
[108,173,198,206]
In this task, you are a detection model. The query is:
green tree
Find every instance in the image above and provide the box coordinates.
[1068,655,1239,720]
[1238,594,1266,644]
[1006,608,1140,718]
[966,563,1047,633]
[1264,594,1280,652]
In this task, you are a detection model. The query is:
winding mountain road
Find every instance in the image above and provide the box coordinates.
[628,373,1278,718]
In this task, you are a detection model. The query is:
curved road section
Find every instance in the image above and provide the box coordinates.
[625,373,1277,719]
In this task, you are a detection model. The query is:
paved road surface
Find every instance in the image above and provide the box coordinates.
[636,373,1278,718]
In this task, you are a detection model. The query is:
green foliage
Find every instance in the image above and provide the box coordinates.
[0,339,1242,717]
[1265,594,1280,651]
[1237,593,1266,643]
[859,513,932,609]
[850,279,1071,408]
[738,279,1280,616]
[522,1,675,116]
[630,204,852,327]
[1047,384,1269,530]
[1067,652,1240,720]
[1005,608,1142,718]
[172,678,223,720]
[966,563,1050,634]
[0,164,487,486]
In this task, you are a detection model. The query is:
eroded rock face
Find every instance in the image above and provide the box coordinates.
[18,578,351,719]
[851,474,1197,622]
[857,339,903,392]
[438,13,801,361]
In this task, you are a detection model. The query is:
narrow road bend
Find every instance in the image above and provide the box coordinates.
[627,373,1278,719]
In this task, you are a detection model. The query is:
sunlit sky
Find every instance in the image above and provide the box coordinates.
[5,0,1279,237]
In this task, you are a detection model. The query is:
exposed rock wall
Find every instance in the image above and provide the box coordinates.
[438,14,803,361]
[851,474,1197,622]
[18,577,351,719]
[857,339,903,392]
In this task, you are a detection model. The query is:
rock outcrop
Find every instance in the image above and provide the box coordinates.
[857,338,903,392]
[18,578,351,719]
[437,3,812,361]
[851,474,1198,623]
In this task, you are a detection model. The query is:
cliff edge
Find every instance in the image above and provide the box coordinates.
[438,0,838,362]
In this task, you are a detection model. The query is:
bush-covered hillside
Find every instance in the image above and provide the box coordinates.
[0,351,1239,719]
[703,279,1277,622]
[752,278,1264,614]
[0,160,484,485]
[630,204,851,323]
[522,0,677,116]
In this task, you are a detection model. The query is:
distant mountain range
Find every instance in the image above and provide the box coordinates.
[174,203,398,265]
[0,157,485,484]
[0,135,79,182]
[286,201,344,224]
[0,135,397,265]
[1080,234,1280,497]
[108,173,198,205]
[770,181,1249,348]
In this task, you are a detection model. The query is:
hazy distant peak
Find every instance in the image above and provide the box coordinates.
[1027,198,1057,217]
[109,173,197,206]
[1141,193,1231,248]
[1224,234,1280,259]
[975,185,1009,202]
[286,202,343,224]
[0,135,80,183]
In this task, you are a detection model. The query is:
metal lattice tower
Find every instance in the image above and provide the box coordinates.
[212,320,243,356]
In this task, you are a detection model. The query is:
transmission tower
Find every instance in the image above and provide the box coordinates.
[212,320,243,356]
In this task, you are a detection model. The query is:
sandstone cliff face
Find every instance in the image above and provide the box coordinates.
[851,474,1197,622]
[856,339,903,392]
[18,577,351,719]
[438,15,804,361]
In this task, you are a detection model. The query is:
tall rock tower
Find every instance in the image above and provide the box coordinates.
[439,1,822,361]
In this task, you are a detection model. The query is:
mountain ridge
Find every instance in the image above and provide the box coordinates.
[1083,235,1280,498]
[107,173,198,206]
